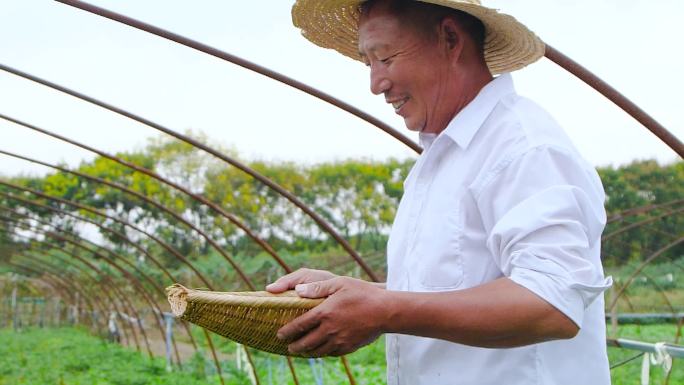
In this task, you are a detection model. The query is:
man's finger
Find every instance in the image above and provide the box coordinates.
[277,310,321,343]
[266,270,307,293]
[266,268,336,293]
[295,277,344,298]
[306,339,341,358]
[286,326,328,355]
[265,278,291,293]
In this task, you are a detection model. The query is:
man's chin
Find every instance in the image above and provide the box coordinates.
[403,120,424,133]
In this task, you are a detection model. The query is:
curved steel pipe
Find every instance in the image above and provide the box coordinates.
[0,148,292,274]
[0,208,184,366]
[0,185,256,384]
[0,222,152,357]
[0,183,337,384]
[10,253,113,333]
[607,235,684,311]
[0,181,212,288]
[17,250,133,346]
[3,216,245,385]
[1,260,104,331]
[0,191,197,351]
[0,189,231,373]
[0,195,200,355]
[0,113,282,286]
[49,1,684,159]
[607,199,684,224]
[3,261,100,332]
[54,0,421,155]
[0,85,379,282]
[544,45,684,158]
[603,206,684,241]
[3,237,135,347]
[28,271,84,327]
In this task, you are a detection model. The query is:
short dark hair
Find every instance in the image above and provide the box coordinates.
[358,0,486,50]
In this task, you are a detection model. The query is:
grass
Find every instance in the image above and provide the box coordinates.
[0,327,225,385]
[1,324,681,385]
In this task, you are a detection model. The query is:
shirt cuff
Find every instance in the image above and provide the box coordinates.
[509,265,612,328]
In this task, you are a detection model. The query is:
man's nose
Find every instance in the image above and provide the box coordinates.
[370,67,391,95]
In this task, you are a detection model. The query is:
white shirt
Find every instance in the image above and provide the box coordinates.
[385,73,612,385]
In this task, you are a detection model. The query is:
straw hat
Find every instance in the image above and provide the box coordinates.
[291,0,545,74]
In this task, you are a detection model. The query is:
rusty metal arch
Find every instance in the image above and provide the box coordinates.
[1,259,109,332]
[54,0,421,155]
[0,187,233,384]
[0,190,203,350]
[0,206,185,366]
[601,207,683,317]
[1,233,139,349]
[0,2,680,383]
[0,181,211,288]
[0,113,277,287]
[55,0,684,159]
[607,199,684,224]
[12,249,136,348]
[0,259,101,329]
[8,252,117,334]
[0,183,305,385]
[0,189,196,292]
[0,187,355,385]
[0,193,309,385]
[0,148,291,274]
[603,206,684,241]
[0,219,155,358]
[607,236,684,312]
[0,76,379,282]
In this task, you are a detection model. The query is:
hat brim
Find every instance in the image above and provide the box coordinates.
[292,0,545,75]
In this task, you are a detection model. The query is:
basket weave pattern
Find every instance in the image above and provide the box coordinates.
[166,284,324,356]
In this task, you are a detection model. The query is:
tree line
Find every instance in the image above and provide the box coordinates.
[0,135,681,288]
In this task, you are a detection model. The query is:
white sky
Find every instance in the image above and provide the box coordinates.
[0,0,682,178]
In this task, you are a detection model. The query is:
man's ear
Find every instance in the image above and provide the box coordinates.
[440,17,464,59]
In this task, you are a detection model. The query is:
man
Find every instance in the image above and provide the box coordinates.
[267,1,612,384]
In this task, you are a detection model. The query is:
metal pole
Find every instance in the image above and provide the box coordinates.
[11,284,17,331]
[0,197,229,382]
[0,102,378,282]
[164,312,174,371]
[54,0,421,154]
[608,338,684,359]
[544,45,684,158]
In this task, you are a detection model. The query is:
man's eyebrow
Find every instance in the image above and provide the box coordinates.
[358,43,390,59]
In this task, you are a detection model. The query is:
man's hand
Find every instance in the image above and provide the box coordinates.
[266,268,338,293]
[276,276,389,357]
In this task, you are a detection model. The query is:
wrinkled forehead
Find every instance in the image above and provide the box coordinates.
[357,11,407,58]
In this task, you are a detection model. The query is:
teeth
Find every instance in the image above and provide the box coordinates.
[392,99,407,110]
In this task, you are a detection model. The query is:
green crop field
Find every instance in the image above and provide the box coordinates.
[1,324,681,385]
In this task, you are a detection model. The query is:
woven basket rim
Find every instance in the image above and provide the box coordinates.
[166,283,323,317]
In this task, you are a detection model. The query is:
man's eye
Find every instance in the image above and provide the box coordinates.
[380,54,396,64]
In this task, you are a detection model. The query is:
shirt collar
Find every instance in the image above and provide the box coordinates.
[440,72,517,149]
[419,132,438,150]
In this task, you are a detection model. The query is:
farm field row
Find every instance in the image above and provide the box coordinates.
[1,324,681,384]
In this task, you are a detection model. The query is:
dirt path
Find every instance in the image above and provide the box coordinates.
[120,327,232,363]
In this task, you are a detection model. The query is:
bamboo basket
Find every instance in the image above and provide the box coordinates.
[166,283,324,356]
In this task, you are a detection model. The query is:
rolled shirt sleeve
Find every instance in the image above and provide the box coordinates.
[474,145,612,327]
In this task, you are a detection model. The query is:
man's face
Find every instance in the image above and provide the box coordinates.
[358,5,456,134]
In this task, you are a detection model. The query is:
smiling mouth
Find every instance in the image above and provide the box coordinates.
[390,98,408,113]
